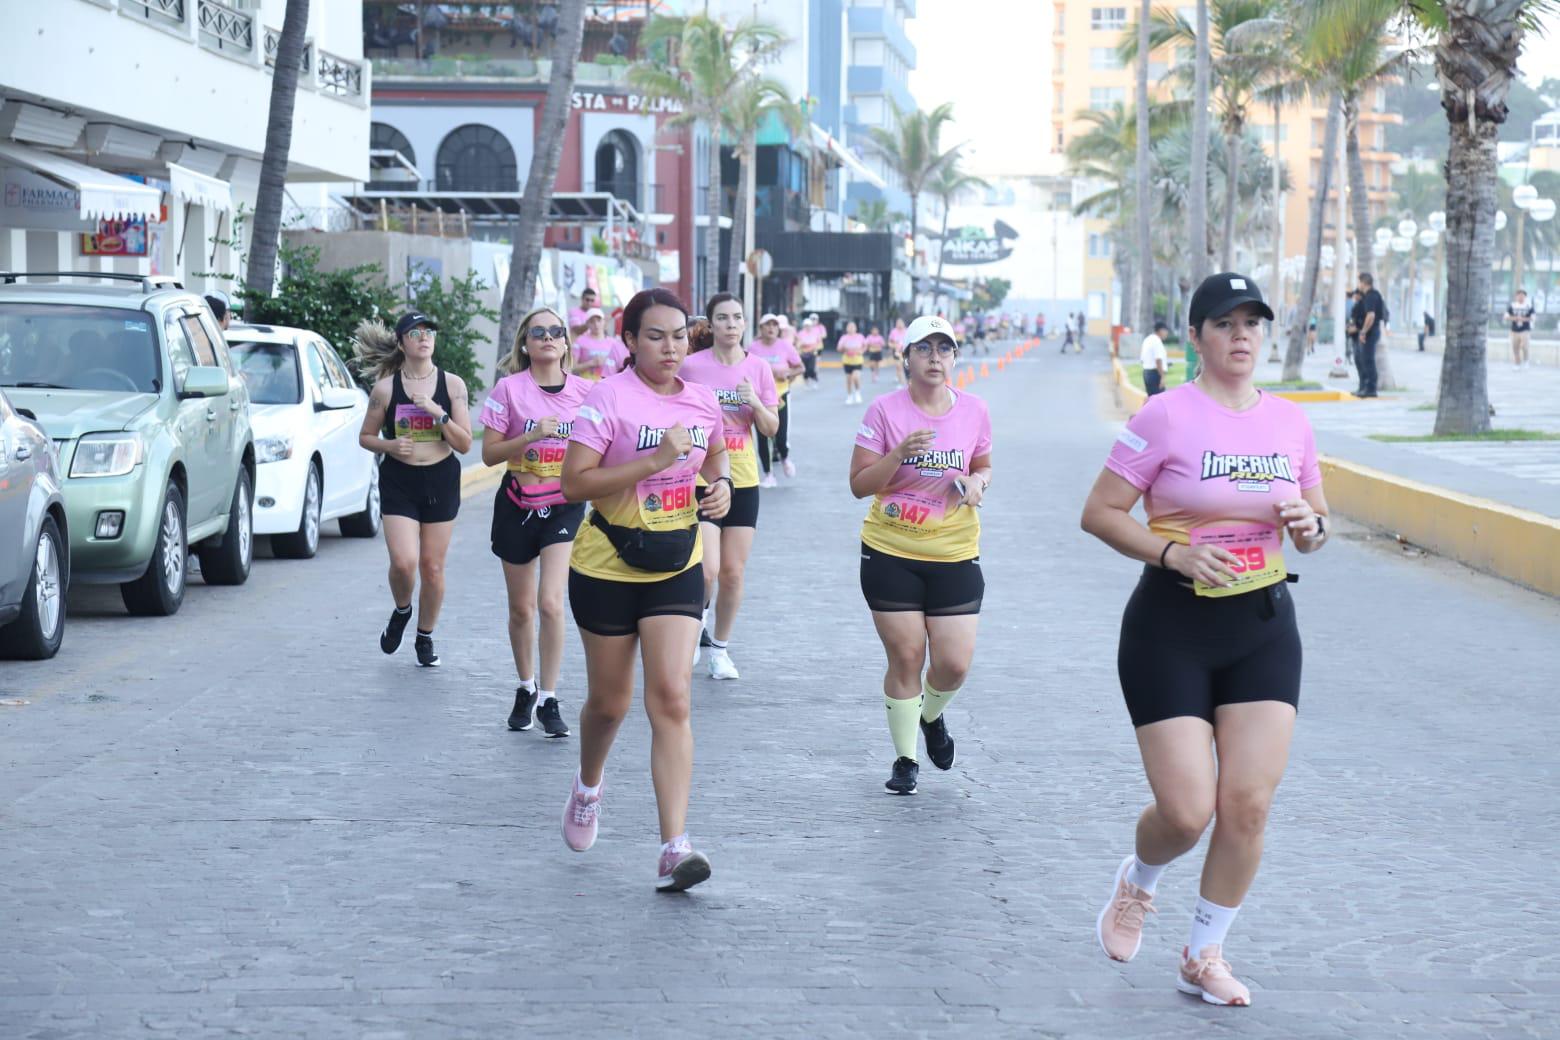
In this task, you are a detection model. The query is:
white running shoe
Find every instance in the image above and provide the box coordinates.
[759,473,778,489]
[708,648,739,680]
[781,458,796,478]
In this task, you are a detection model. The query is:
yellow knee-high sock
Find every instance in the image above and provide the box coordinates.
[920,678,961,722]
[885,694,923,759]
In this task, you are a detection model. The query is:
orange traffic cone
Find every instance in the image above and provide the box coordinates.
[979,362,990,379]
[998,356,1006,371]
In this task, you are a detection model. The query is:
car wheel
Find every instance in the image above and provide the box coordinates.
[198,468,253,585]
[338,463,381,538]
[272,462,322,559]
[0,516,67,660]
[121,485,187,617]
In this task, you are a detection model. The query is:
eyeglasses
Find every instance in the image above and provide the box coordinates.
[405,328,436,342]
[909,341,958,357]
[527,325,567,341]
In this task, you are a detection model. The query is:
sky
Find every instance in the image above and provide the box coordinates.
[906,1,1560,177]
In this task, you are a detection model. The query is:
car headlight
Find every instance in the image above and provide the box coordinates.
[70,433,143,478]
[255,435,294,463]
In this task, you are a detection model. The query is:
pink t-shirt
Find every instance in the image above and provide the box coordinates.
[677,349,779,489]
[479,369,592,484]
[568,306,590,329]
[855,387,992,562]
[865,334,886,352]
[838,333,866,361]
[573,335,628,380]
[568,369,723,582]
[888,327,907,351]
[796,325,826,353]
[1105,384,1322,547]
[747,338,804,389]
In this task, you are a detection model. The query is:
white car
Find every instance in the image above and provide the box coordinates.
[227,323,380,558]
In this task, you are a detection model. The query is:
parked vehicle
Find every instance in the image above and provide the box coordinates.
[0,387,68,658]
[0,272,255,617]
[227,323,380,557]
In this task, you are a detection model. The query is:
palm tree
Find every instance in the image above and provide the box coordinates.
[632,14,785,303]
[852,198,905,233]
[1281,93,1343,382]
[1190,0,1213,289]
[497,0,586,357]
[929,158,990,292]
[245,0,310,298]
[723,75,804,304]
[862,102,960,271]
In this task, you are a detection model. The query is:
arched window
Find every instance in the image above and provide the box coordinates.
[593,130,640,210]
[436,124,517,192]
[369,122,416,188]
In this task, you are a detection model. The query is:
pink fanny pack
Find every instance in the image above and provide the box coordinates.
[505,475,568,511]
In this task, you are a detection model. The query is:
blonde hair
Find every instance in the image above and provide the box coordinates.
[501,307,571,375]
[351,318,404,382]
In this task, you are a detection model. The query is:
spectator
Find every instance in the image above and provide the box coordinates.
[569,287,598,338]
[204,294,231,331]
[1140,321,1170,396]
[1505,289,1534,368]
[1351,273,1385,398]
[1418,310,1435,352]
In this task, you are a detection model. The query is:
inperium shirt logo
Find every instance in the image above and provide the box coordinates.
[714,387,745,409]
[902,448,965,476]
[524,417,573,437]
[636,424,709,451]
[1200,450,1294,492]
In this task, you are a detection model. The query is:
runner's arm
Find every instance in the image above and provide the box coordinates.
[1080,467,1179,565]
[357,380,399,456]
[440,375,475,454]
[481,419,541,467]
[560,442,663,503]
[750,400,780,437]
[849,445,903,499]
[1287,484,1331,555]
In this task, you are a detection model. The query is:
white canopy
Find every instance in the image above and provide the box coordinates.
[0,141,162,221]
[810,124,887,189]
[168,162,233,214]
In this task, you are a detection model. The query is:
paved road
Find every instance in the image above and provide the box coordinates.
[4,344,1558,1038]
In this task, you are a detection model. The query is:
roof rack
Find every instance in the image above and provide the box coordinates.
[0,272,186,292]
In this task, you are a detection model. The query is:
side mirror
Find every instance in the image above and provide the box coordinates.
[179,366,230,399]
[318,386,360,411]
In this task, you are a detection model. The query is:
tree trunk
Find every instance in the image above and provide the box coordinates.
[1116,246,1135,337]
[244,0,311,298]
[705,127,724,301]
[1189,0,1211,286]
[498,0,586,359]
[1269,95,1283,357]
[935,196,950,294]
[1134,0,1154,336]
[910,193,920,281]
[1220,120,1241,271]
[726,134,751,307]
[1282,94,1342,382]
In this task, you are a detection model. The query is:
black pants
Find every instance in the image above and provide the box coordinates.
[1355,336,1379,395]
[756,393,790,472]
[1143,369,1164,396]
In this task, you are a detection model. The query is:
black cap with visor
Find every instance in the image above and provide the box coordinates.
[1187,273,1275,329]
[395,311,439,338]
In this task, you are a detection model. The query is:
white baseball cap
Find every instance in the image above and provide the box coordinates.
[585,307,604,320]
[905,314,959,347]
[777,314,791,327]
[759,313,780,325]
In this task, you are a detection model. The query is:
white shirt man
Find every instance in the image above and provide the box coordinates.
[1140,323,1170,395]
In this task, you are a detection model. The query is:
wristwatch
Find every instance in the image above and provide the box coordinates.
[437,413,451,426]
[1314,514,1326,539]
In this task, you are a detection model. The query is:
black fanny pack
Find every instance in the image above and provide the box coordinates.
[589,509,697,573]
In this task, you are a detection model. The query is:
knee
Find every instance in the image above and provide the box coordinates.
[583,690,631,725]
[928,659,968,690]
[1215,786,1274,838]
[419,556,445,584]
[645,682,691,726]
[537,592,565,625]
[718,562,745,591]
[389,556,417,584]
[886,645,924,677]
[508,597,536,628]
[1157,798,1215,847]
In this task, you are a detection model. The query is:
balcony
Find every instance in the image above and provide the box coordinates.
[847,66,916,117]
[847,6,917,68]
[371,57,631,90]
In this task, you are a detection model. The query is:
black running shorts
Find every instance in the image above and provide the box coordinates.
[568,566,704,637]
[490,482,584,566]
[859,542,984,615]
[1117,565,1302,728]
[697,483,759,530]
[380,455,461,524]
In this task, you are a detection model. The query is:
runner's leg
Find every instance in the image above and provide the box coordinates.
[712,526,754,643]
[699,519,722,617]
[577,630,637,787]
[415,520,455,632]
[1133,717,1218,867]
[536,541,571,693]
[502,557,539,684]
[1200,701,1295,906]
[639,614,700,842]
[383,515,419,608]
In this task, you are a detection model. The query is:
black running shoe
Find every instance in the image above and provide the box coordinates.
[885,756,919,795]
[920,714,956,771]
[536,697,570,737]
[380,606,412,654]
[414,634,440,668]
[508,686,538,731]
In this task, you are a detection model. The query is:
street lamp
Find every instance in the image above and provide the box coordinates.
[1510,189,1553,299]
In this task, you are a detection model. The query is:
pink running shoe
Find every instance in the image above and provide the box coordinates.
[781,458,796,478]
[1096,855,1156,962]
[1177,945,1251,1006]
[561,781,601,852]
[655,839,712,892]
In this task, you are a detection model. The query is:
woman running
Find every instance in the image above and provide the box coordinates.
[848,316,992,796]
[750,313,805,485]
[796,314,825,390]
[355,312,474,668]
[480,307,590,737]
[888,318,908,387]
[838,321,867,404]
[1080,273,1330,1007]
[679,293,779,680]
[864,325,886,384]
[572,308,628,381]
[559,288,732,892]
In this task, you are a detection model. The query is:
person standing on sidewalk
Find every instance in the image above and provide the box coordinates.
[1505,290,1534,368]
[1140,321,1171,396]
[1080,273,1330,1007]
[354,312,474,668]
[1351,274,1385,397]
[679,293,779,681]
[749,313,805,484]
[480,307,590,737]
[849,316,993,797]
[558,288,731,892]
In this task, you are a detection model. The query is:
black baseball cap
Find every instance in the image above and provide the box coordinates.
[1187,272,1275,328]
[395,311,439,338]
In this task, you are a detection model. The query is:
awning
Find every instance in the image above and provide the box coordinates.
[810,124,887,189]
[0,141,162,221]
[337,189,643,226]
[168,163,233,213]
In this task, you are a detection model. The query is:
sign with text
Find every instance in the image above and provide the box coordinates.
[572,91,685,115]
[81,217,148,257]
[940,220,1019,266]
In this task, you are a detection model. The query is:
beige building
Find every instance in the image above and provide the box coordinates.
[1050,2,1400,331]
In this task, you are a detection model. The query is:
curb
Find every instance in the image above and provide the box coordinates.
[1110,359,1355,405]
[1107,359,1560,598]
[460,461,502,497]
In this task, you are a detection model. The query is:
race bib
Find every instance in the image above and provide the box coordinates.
[520,439,567,478]
[636,470,698,530]
[1189,522,1286,598]
[724,429,749,455]
[394,403,442,443]
[875,489,947,536]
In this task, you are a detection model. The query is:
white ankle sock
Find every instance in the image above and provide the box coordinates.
[518,677,535,692]
[660,833,690,855]
[1125,855,1168,895]
[539,689,556,704]
[711,637,728,651]
[1188,896,1240,955]
[574,774,600,798]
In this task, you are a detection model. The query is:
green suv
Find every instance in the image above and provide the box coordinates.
[0,273,256,616]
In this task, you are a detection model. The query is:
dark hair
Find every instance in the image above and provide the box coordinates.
[1358,272,1374,287]
[204,295,227,322]
[581,287,597,298]
[620,288,690,367]
[1153,320,1169,332]
[696,292,742,354]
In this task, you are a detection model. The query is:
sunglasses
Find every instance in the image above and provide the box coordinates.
[527,325,567,341]
[909,341,958,357]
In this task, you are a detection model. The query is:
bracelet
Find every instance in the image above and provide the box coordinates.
[1159,541,1175,569]
[712,475,734,491]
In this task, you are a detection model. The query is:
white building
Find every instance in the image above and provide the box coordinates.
[0,0,369,292]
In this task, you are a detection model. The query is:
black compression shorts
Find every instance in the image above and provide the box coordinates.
[1117,565,1301,728]
[697,483,759,530]
[568,566,704,637]
[859,542,984,615]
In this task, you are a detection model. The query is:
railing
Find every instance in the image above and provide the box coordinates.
[316,50,364,97]
[262,27,311,73]
[585,181,667,214]
[121,0,184,29]
[197,0,253,55]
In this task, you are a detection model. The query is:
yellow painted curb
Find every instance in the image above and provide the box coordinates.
[1111,359,1148,411]
[1318,456,1560,598]
[461,462,502,498]
[1271,388,1355,403]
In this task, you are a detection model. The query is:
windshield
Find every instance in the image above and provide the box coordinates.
[0,303,160,394]
[229,341,302,405]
